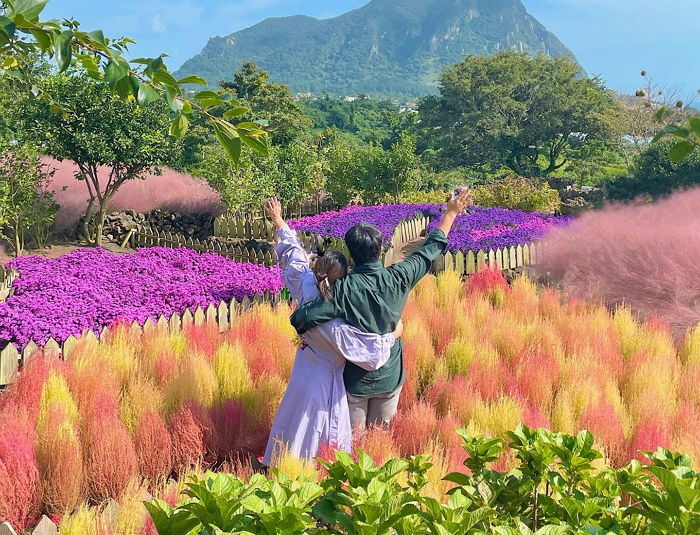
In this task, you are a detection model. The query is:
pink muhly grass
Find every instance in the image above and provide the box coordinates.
[426,376,481,423]
[0,354,59,422]
[354,427,398,465]
[679,363,700,406]
[465,360,510,402]
[0,408,41,531]
[391,402,439,456]
[45,157,223,231]
[522,404,551,430]
[536,188,700,340]
[169,400,212,473]
[579,401,627,466]
[134,410,173,485]
[83,394,139,502]
[152,354,179,388]
[66,362,121,418]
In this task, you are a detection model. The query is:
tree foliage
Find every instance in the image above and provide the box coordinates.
[419,52,616,176]
[0,0,268,165]
[0,141,58,255]
[221,62,312,146]
[8,73,180,245]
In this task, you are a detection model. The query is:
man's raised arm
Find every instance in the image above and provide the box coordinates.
[290,295,341,335]
[390,189,472,290]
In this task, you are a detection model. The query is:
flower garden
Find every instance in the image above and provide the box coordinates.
[288,204,571,252]
[0,247,283,348]
[1,269,699,533]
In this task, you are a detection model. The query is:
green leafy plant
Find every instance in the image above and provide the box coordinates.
[473,175,561,213]
[0,0,268,165]
[0,141,58,255]
[146,426,700,535]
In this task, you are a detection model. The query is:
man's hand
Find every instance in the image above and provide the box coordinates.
[264,197,286,229]
[446,189,473,216]
[391,319,404,339]
[437,189,473,236]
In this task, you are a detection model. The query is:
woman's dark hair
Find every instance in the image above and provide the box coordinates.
[313,250,348,300]
[344,223,383,265]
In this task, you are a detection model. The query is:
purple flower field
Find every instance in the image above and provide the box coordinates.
[0,247,283,347]
[290,204,571,252]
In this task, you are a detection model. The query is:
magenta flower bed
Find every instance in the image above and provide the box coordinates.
[290,204,571,253]
[0,247,283,347]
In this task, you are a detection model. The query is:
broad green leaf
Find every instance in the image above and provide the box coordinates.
[443,472,471,486]
[13,0,47,21]
[223,106,249,119]
[668,140,695,162]
[199,98,227,108]
[688,117,700,138]
[194,90,220,100]
[214,120,242,164]
[87,29,105,44]
[137,82,160,107]
[29,28,50,51]
[177,75,208,85]
[54,30,73,72]
[153,68,179,88]
[165,85,184,113]
[0,16,16,39]
[676,482,700,510]
[104,58,129,87]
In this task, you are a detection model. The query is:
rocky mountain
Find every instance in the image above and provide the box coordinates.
[175,0,576,98]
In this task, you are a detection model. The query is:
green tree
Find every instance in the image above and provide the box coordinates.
[419,52,615,176]
[0,142,58,255]
[606,139,700,201]
[221,62,312,146]
[326,134,419,204]
[9,74,180,245]
[0,0,269,164]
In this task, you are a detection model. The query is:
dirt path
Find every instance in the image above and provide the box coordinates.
[386,237,425,265]
[0,242,135,266]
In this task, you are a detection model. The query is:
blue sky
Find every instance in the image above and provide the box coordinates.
[44,0,699,96]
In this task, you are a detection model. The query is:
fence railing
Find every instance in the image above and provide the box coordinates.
[0,291,282,387]
[132,227,277,266]
[213,201,341,241]
[0,267,17,303]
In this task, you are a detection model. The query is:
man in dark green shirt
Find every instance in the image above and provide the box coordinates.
[290,190,472,429]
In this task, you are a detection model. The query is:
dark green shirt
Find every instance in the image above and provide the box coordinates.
[290,229,448,396]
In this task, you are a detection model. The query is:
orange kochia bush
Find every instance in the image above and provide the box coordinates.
[0,272,699,529]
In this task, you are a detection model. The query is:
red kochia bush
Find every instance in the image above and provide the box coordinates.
[169,401,212,473]
[83,394,138,502]
[537,188,700,339]
[465,267,509,295]
[392,401,439,456]
[0,408,40,530]
[134,410,173,484]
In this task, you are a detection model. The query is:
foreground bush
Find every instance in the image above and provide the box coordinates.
[536,187,700,339]
[148,425,700,535]
[473,174,561,214]
[1,271,698,530]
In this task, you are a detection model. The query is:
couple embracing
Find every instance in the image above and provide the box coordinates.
[262,190,472,466]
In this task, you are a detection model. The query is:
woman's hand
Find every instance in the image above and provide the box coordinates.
[391,319,404,339]
[264,197,286,229]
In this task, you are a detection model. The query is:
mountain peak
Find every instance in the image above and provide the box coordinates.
[175,0,575,98]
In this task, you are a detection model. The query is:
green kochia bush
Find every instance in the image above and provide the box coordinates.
[146,425,700,535]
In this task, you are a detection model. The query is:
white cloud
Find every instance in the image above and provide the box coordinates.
[150,14,166,33]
